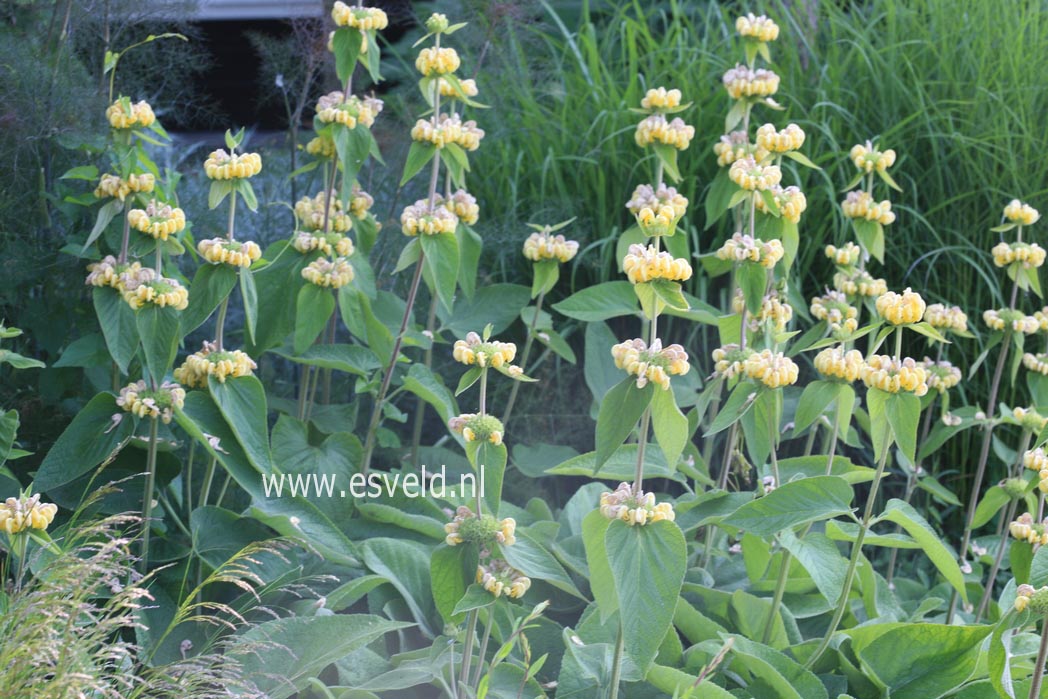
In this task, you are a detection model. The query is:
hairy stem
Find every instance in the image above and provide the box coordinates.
[503,291,544,425]
[139,417,160,573]
[1031,615,1048,699]
[806,444,891,668]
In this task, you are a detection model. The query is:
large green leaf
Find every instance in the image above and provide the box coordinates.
[547,443,682,482]
[730,635,828,699]
[779,528,848,605]
[724,476,854,536]
[240,266,258,345]
[465,438,506,517]
[189,506,273,570]
[182,264,237,335]
[877,499,966,602]
[552,281,639,321]
[431,543,477,623]
[594,377,653,470]
[208,375,272,473]
[651,386,688,470]
[419,230,459,312]
[855,623,992,699]
[885,392,921,465]
[502,528,583,599]
[34,392,134,492]
[294,283,336,355]
[136,304,181,385]
[582,510,617,620]
[268,343,380,376]
[176,392,360,567]
[438,283,530,337]
[93,287,138,374]
[361,538,437,637]
[792,380,842,436]
[737,261,768,315]
[606,520,687,672]
[402,364,458,423]
[231,614,413,699]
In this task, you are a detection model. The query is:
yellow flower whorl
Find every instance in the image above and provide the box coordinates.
[204,149,262,180]
[875,288,926,325]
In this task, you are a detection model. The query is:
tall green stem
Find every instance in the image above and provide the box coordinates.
[1031,616,1048,699]
[503,291,544,424]
[806,444,891,668]
[608,627,625,699]
[360,53,443,477]
[139,417,159,573]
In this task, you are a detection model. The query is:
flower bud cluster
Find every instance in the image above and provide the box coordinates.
[611,338,690,390]
[860,355,929,396]
[810,290,859,338]
[448,413,505,445]
[117,380,185,423]
[204,150,262,180]
[841,190,895,225]
[302,257,355,288]
[743,349,799,388]
[924,304,968,333]
[875,288,926,325]
[722,65,780,100]
[0,494,57,534]
[128,200,186,240]
[716,233,784,269]
[174,341,257,387]
[814,346,864,383]
[622,244,692,285]
[522,231,578,263]
[599,482,675,526]
[198,238,262,268]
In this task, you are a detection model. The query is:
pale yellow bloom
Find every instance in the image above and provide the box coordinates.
[755,123,804,153]
[174,341,257,387]
[841,190,895,225]
[736,13,779,42]
[729,156,782,191]
[476,559,530,599]
[401,199,459,236]
[416,47,461,76]
[755,184,806,223]
[722,64,780,100]
[198,238,262,268]
[743,349,798,388]
[315,92,383,128]
[640,87,683,111]
[992,241,1046,268]
[825,242,862,267]
[860,355,929,396]
[452,331,516,368]
[713,130,769,167]
[0,494,58,535]
[810,290,859,338]
[923,358,961,392]
[331,2,388,30]
[121,268,189,310]
[833,269,887,297]
[204,149,262,180]
[85,256,142,291]
[622,244,692,284]
[875,288,926,325]
[106,99,156,129]
[611,338,689,390]
[716,232,784,269]
[814,346,864,382]
[128,200,186,241]
[117,379,185,423]
[600,481,676,526]
[635,114,695,150]
[302,257,355,288]
[1004,199,1040,226]
[850,141,896,173]
[522,231,578,263]
[924,303,968,334]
